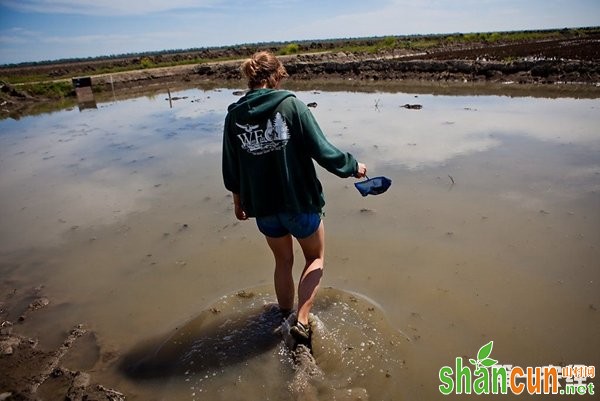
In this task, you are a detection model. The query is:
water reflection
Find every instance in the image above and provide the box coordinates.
[306,91,600,170]
[0,90,232,252]
[0,87,598,400]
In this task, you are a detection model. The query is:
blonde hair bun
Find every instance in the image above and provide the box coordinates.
[241,51,288,89]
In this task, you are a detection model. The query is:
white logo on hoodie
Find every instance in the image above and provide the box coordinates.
[236,112,290,155]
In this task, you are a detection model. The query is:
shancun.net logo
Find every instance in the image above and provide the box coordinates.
[439,341,596,396]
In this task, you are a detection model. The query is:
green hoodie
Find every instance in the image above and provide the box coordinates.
[222,88,358,217]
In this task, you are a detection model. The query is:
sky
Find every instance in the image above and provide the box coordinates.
[1,0,599,65]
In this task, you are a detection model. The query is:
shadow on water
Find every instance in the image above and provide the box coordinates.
[119,295,283,380]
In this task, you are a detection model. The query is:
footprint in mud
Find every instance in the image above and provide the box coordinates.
[120,286,406,401]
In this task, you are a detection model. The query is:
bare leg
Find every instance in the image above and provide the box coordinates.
[265,234,295,312]
[296,222,325,326]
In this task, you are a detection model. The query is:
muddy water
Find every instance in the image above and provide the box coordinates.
[1,87,599,400]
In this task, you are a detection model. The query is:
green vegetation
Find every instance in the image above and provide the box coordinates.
[279,43,300,55]
[0,74,53,85]
[403,38,439,50]
[381,36,397,48]
[450,30,558,44]
[20,81,74,98]
[140,57,156,69]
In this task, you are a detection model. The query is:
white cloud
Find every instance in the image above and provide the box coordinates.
[280,1,468,39]
[284,0,599,39]
[0,26,202,61]
[0,27,39,44]
[1,0,220,16]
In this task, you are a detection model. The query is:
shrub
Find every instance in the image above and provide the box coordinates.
[279,43,300,55]
[381,36,397,48]
[140,57,155,69]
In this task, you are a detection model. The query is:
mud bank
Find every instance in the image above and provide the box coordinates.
[0,287,124,401]
[193,53,600,85]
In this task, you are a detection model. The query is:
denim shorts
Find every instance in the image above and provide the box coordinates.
[256,212,321,239]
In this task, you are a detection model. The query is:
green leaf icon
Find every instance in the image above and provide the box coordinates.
[477,341,494,361]
[481,358,498,367]
[469,358,478,366]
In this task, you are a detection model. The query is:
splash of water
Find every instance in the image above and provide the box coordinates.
[120,286,407,400]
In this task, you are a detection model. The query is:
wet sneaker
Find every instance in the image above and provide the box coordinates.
[290,321,311,348]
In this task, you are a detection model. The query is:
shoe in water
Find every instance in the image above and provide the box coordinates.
[290,321,311,347]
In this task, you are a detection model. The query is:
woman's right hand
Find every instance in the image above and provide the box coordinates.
[233,193,248,220]
[235,204,248,220]
[355,162,367,178]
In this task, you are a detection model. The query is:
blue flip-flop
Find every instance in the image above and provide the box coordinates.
[354,175,392,196]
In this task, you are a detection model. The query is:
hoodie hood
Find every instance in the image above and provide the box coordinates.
[227,89,295,121]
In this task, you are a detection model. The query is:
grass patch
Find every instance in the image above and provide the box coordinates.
[279,43,301,55]
[447,30,562,44]
[21,81,75,98]
[1,74,59,85]
[403,38,440,50]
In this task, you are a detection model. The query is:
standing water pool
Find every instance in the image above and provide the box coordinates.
[1,86,599,400]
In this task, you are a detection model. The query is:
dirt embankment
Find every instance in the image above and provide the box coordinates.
[191,34,600,84]
[197,52,599,84]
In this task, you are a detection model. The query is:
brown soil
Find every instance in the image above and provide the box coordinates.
[1,286,124,401]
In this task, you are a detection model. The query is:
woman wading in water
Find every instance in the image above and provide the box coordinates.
[222,51,367,347]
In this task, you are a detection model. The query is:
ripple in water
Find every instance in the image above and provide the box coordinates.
[120,286,407,400]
